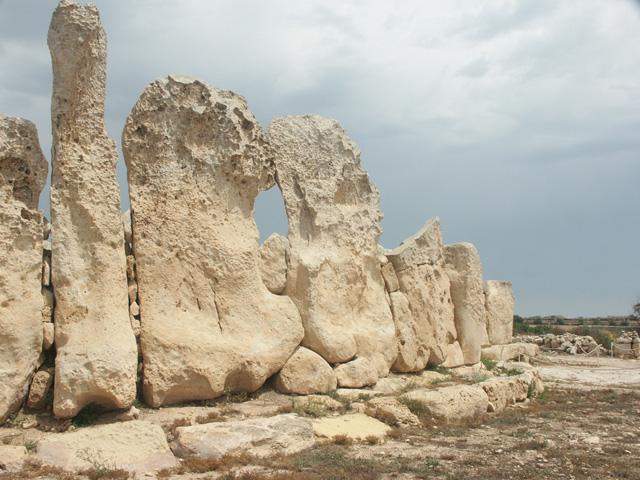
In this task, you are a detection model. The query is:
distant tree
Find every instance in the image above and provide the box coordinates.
[632,299,640,320]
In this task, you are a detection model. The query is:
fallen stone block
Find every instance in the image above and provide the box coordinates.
[36,421,177,472]
[174,414,314,459]
[403,385,489,424]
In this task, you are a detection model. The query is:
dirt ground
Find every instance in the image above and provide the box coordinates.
[2,353,639,480]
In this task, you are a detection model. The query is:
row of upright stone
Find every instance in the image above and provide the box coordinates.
[0,0,514,421]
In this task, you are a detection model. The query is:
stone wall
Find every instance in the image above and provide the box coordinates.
[0,0,515,419]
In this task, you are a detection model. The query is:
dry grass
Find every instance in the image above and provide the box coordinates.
[331,434,353,445]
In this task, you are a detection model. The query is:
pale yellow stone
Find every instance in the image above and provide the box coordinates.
[48,0,137,417]
[123,76,303,407]
[312,413,391,441]
[387,218,456,367]
[444,243,484,365]
[0,115,47,421]
[483,281,515,344]
[269,115,396,374]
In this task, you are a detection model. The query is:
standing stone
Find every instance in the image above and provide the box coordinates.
[386,218,457,367]
[0,115,47,421]
[268,115,396,378]
[122,75,304,407]
[483,281,515,344]
[258,233,289,295]
[444,243,484,365]
[48,0,137,418]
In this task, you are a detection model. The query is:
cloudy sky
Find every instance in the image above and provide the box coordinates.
[1,0,639,317]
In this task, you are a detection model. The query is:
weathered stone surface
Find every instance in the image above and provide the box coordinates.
[36,421,177,472]
[313,413,391,441]
[0,445,27,473]
[26,369,54,409]
[381,263,399,293]
[268,115,396,372]
[389,291,429,372]
[122,75,303,407]
[482,343,539,362]
[275,347,337,394]
[121,209,133,244]
[387,218,456,367]
[334,357,379,388]
[365,396,420,427]
[404,385,489,424]
[43,322,55,350]
[174,414,314,459]
[483,281,514,344]
[443,243,484,365]
[48,0,137,417]
[0,115,47,421]
[258,233,289,295]
[480,376,530,414]
[42,287,54,322]
[441,341,465,368]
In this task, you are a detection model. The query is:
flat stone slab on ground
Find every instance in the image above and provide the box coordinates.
[312,413,391,441]
[35,420,177,472]
[174,414,314,459]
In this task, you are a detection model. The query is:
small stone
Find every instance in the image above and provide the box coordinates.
[43,322,55,351]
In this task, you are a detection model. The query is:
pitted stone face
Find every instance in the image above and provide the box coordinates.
[122,76,303,407]
[386,217,457,369]
[48,0,137,418]
[268,115,396,378]
[0,115,48,421]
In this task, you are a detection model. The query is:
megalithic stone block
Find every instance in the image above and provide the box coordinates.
[268,115,397,378]
[387,218,457,368]
[122,75,304,407]
[48,0,137,418]
[0,115,48,421]
[444,242,485,365]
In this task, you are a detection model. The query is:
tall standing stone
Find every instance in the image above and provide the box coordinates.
[48,0,137,418]
[268,115,397,377]
[444,243,484,365]
[483,281,514,344]
[122,75,304,407]
[0,115,48,421]
[386,218,457,367]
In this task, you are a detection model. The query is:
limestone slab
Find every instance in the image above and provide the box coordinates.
[443,243,484,365]
[0,115,47,421]
[483,281,515,344]
[48,0,137,417]
[36,421,177,472]
[387,218,456,367]
[174,414,314,459]
[404,385,489,424]
[268,115,396,372]
[122,76,303,406]
[312,413,391,441]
